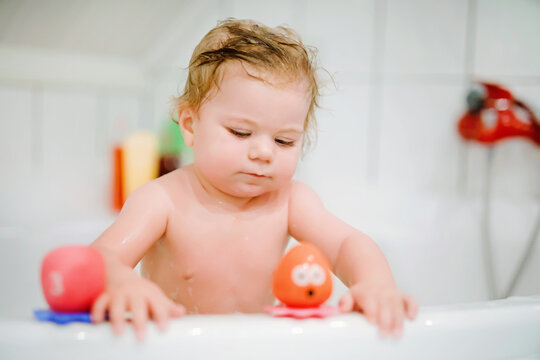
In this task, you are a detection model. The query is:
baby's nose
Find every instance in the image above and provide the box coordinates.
[248,137,274,162]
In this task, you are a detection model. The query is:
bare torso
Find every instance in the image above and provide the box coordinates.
[140,166,290,314]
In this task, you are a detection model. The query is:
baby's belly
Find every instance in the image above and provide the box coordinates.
[141,235,287,314]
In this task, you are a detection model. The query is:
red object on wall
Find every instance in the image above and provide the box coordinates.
[41,246,105,313]
[457,82,540,146]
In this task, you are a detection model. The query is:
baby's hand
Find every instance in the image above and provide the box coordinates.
[338,283,418,338]
[91,275,185,341]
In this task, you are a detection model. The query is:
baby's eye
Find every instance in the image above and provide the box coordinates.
[228,128,251,138]
[275,138,295,147]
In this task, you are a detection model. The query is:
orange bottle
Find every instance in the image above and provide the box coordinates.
[111,145,124,211]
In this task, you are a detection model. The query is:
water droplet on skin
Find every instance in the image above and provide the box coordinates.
[120,233,136,245]
[187,287,193,297]
[169,288,179,299]
[307,255,314,261]
[188,278,194,284]
[193,306,199,314]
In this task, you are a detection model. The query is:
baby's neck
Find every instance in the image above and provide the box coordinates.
[187,165,270,212]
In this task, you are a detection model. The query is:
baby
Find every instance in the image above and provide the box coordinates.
[90,18,417,341]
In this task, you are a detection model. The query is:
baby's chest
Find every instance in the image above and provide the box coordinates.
[165,208,289,273]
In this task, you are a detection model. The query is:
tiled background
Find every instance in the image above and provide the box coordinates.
[0,0,539,311]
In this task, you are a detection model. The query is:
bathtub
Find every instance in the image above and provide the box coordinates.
[1,213,539,359]
[1,296,540,359]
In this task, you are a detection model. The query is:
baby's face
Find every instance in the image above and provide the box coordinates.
[191,62,310,198]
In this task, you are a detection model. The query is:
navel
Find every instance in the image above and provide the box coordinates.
[183,271,195,282]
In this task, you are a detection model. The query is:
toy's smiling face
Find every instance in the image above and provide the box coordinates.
[272,243,332,308]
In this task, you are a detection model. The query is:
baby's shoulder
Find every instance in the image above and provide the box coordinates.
[154,167,189,186]
[152,167,194,204]
[288,180,318,198]
[287,180,323,211]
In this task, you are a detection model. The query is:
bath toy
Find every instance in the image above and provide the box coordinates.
[39,245,105,314]
[34,309,92,324]
[265,243,341,319]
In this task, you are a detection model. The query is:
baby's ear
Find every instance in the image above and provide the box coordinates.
[177,105,196,147]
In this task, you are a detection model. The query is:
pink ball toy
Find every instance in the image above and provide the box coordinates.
[40,245,105,313]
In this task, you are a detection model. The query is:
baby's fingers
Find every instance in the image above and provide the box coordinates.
[110,294,127,336]
[338,291,354,313]
[347,290,378,324]
[377,298,393,337]
[91,292,110,324]
[403,294,418,320]
[129,296,148,342]
[390,296,405,338]
[168,301,186,318]
[148,295,175,332]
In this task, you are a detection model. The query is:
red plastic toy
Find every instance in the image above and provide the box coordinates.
[40,245,105,313]
[265,243,341,319]
[457,82,540,146]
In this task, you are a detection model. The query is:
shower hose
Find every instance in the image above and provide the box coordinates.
[482,147,540,300]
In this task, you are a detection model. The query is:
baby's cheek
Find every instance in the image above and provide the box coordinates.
[195,138,236,174]
[278,152,301,180]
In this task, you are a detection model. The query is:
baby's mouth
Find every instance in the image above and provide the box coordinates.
[245,172,267,178]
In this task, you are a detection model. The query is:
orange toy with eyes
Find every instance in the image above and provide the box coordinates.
[265,243,341,318]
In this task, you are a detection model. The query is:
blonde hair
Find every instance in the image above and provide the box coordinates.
[173,18,320,148]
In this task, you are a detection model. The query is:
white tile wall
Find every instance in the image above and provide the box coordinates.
[475,0,540,78]
[297,83,371,202]
[383,0,469,75]
[304,0,375,75]
[41,89,98,172]
[228,0,307,31]
[0,86,34,180]
[105,93,142,145]
[378,82,466,195]
[490,141,540,199]
[490,198,540,296]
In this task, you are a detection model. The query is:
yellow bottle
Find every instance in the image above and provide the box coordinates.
[121,131,159,201]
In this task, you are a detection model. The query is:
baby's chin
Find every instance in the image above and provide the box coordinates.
[221,183,275,199]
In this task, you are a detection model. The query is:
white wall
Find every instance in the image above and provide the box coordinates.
[0,0,539,306]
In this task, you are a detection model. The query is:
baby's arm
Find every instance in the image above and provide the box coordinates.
[288,181,417,338]
[90,181,185,340]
